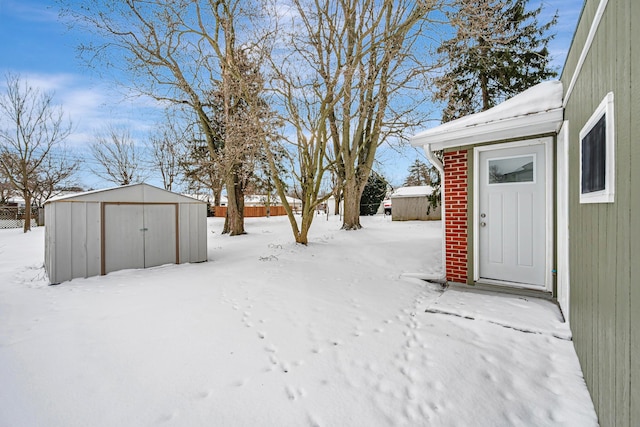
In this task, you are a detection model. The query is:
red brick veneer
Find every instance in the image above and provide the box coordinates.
[443,150,468,283]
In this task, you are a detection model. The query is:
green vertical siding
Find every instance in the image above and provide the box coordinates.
[629,0,640,422]
[560,0,636,425]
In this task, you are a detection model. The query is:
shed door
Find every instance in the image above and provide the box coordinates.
[143,204,177,267]
[478,143,546,287]
[104,204,145,274]
[103,203,177,275]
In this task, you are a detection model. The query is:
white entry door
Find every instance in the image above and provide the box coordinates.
[477,143,546,287]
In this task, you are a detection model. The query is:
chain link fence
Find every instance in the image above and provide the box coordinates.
[0,206,40,229]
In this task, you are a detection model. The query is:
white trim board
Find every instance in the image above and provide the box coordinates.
[563,0,610,107]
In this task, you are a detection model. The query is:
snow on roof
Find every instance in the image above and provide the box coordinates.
[45,183,205,204]
[391,185,434,198]
[183,193,213,202]
[411,81,564,150]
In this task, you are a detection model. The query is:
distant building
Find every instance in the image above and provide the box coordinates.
[390,186,441,221]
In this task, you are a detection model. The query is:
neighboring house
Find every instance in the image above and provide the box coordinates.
[390,186,441,221]
[410,0,638,425]
[44,183,208,284]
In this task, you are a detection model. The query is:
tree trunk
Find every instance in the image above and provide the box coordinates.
[296,207,315,244]
[210,182,223,217]
[341,180,363,230]
[22,192,32,233]
[333,194,341,215]
[222,168,245,235]
[480,72,490,111]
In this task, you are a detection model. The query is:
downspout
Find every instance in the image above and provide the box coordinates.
[424,144,447,282]
[401,143,447,284]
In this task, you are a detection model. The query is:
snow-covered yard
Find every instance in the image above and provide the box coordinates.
[0,215,597,426]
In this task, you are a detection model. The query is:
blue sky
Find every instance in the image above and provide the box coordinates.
[0,0,585,190]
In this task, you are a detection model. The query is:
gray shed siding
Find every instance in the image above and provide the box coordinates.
[391,197,441,221]
[44,200,102,284]
[179,203,208,263]
[560,0,637,425]
[44,184,207,284]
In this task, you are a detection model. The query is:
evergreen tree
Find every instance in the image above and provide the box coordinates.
[425,161,442,215]
[403,159,434,187]
[360,171,388,216]
[434,0,558,122]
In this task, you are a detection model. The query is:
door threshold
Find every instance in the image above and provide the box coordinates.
[449,281,553,300]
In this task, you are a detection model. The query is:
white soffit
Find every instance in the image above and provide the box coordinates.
[410,81,564,150]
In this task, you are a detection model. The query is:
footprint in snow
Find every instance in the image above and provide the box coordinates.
[196,390,212,400]
[157,411,179,423]
[285,385,306,401]
[234,378,250,387]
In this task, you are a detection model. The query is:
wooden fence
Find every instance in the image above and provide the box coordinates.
[212,205,288,218]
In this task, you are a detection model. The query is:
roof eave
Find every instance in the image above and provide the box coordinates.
[410,108,563,150]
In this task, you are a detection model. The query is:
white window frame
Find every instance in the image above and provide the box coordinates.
[579,92,615,204]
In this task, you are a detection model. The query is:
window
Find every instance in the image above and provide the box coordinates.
[488,155,536,184]
[579,92,615,203]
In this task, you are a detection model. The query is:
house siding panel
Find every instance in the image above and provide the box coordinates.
[443,150,468,283]
[560,0,636,425]
[629,0,639,423]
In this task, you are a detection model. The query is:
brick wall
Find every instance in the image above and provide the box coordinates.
[443,150,468,283]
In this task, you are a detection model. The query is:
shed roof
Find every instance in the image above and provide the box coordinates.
[45,183,206,204]
[410,81,564,150]
[391,185,434,198]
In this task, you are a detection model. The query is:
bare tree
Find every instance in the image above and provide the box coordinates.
[148,113,184,191]
[266,50,335,244]
[0,167,13,204]
[90,125,146,186]
[0,74,74,232]
[32,154,79,206]
[283,0,443,230]
[65,0,272,236]
[181,135,225,208]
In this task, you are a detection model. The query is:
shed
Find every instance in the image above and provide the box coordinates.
[390,186,441,221]
[44,183,208,284]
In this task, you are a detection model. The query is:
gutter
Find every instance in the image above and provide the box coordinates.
[422,143,447,282]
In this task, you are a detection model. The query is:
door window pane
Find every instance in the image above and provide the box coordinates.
[488,155,535,184]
